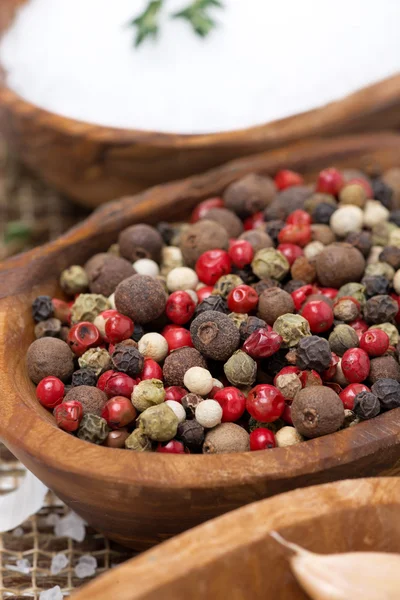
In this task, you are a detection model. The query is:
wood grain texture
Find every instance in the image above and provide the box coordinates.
[70,478,400,600]
[1,134,400,550]
[1,0,400,207]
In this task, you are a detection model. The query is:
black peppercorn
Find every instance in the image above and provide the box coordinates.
[263,219,285,245]
[353,391,380,420]
[181,393,203,417]
[231,265,258,285]
[389,210,400,227]
[163,347,207,387]
[262,349,290,378]
[379,246,400,270]
[345,231,372,258]
[194,295,228,317]
[156,222,176,245]
[363,295,398,324]
[34,318,62,339]
[111,346,144,377]
[361,275,390,298]
[284,280,306,294]
[296,336,332,373]
[131,323,145,342]
[223,173,276,218]
[371,378,400,410]
[177,420,205,452]
[311,202,337,224]
[239,316,267,343]
[264,186,312,221]
[191,310,240,361]
[252,279,280,295]
[371,178,394,210]
[71,368,97,387]
[32,295,54,323]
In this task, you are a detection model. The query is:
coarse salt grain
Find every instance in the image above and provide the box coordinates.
[39,586,63,600]
[1,0,399,134]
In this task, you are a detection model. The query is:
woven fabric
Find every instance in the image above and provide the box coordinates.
[0,143,135,598]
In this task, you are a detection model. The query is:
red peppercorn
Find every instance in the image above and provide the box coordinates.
[165,386,187,402]
[299,370,322,387]
[190,197,224,223]
[278,224,311,247]
[243,329,282,359]
[349,318,369,339]
[274,169,304,190]
[36,376,65,409]
[360,329,390,357]
[67,321,101,356]
[286,209,312,226]
[165,290,196,325]
[246,384,285,422]
[339,383,370,410]
[346,177,373,199]
[227,284,259,313]
[104,313,134,344]
[281,403,293,425]
[104,372,137,399]
[54,400,83,432]
[156,440,186,453]
[341,348,370,383]
[273,366,301,386]
[277,243,304,266]
[52,298,71,324]
[291,284,314,311]
[214,387,246,422]
[249,428,276,451]
[321,352,340,381]
[319,287,338,301]
[195,249,231,286]
[301,299,334,334]
[196,286,214,302]
[141,358,163,380]
[163,327,193,352]
[101,396,137,429]
[228,240,254,268]
[317,168,344,195]
[243,211,264,231]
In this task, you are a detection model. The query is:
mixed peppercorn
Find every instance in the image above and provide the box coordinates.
[26,165,400,454]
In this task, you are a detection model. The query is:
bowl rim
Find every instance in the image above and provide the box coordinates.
[1,133,400,493]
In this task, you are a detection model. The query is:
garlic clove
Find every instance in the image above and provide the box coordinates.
[271,531,400,600]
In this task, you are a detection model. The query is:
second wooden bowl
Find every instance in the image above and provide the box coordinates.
[1,134,400,550]
[1,1,400,207]
[70,477,400,600]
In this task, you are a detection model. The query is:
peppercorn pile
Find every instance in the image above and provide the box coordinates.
[26,165,400,454]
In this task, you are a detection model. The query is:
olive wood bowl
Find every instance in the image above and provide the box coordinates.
[1,134,400,550]
[1,1,400,208]
[70,477,400,600]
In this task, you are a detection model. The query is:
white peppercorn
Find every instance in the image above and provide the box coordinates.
[165,400,186,424]
[195,399,223,428]
[108,293,116,309]
[138,332,169,362]
[183,367,213,396]
[275,426,303,447]
[132,258,160,278]
[167,266,199,292]
[367,246,384,265]
[330,205,363,237]
[303,241,324,260]
[363,200,390,229]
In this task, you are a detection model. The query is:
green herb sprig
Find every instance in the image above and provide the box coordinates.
[129,0,224,48]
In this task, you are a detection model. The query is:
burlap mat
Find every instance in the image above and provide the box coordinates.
[0,146,136,598]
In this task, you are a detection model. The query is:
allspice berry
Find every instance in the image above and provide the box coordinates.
[368,356,400,384]
[119,224,164,262]
[224,350,257,387]
[203,423,250,454]
[64,386,108,416]
[291,256,317,284]
[202,207,243,238]
[115,274,167,324]
[163,347,207,387]
[315,244,365,288]
[84,253,135,297]
[291,386,345,438]
[223,173,276,218]
[137,403,178,442]
[239,230,273,252]
[191,311,240,361]
[104,430,130,448]
[258,288,295,325]
[179,220,229,267]
[27,338,74,384]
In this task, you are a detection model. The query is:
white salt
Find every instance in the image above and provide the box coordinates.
[54,511,86,542]
[5,558,31,574]
[39,586,63,600]
[1,0,399,134]
[50,553,69,575]
[74,554,97,579]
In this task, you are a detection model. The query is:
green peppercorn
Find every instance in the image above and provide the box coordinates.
[131,379,166,412]
[336,282,366,306]
[251,248,290,281]
[71,294,110,324]
[125,429,152,452]
[328,324,359,356]
[273,314,311,347]
[212,274,244,299]
[228,312,249,329]
[60,265,89,296]
[224,350,257,387]
[77,414,110,445]
[78,347,111,376]
[364,262,395,281]
[137,403,179,442]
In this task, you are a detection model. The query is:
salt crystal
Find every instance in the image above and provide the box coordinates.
[12,527,24,537]
[5,558,31,574]
[50,553,69,575]
[46,514,60,526]
[54,511,86,542]
[0,0,399,134]
[74,554,97,579]
[39,586,63,600]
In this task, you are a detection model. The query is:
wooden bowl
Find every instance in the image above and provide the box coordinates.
[70,477,400,600]
[1,134,400,551]
[1,1,400,208]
